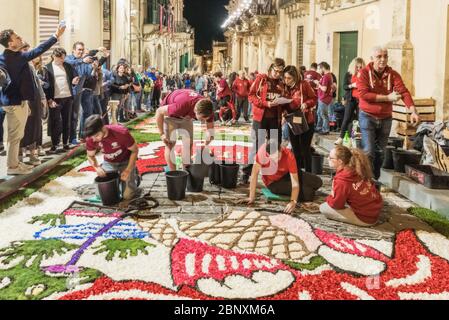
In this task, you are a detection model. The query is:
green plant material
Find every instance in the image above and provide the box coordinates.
[0,263,101,300]
[126,112,155,130]
[0,155,87,214]
[29,214,66,227]
[92,239,155,261]
[0,240,77,268]
[408,207,449,238]
[129,130,162,144]
[0,239,102,300]
[283,256,327,271]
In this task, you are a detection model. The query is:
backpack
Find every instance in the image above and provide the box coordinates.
[143,78,154,93]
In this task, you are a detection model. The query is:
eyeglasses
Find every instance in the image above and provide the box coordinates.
[375,55,388,59]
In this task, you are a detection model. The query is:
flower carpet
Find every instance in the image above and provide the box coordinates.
[1,118,449,300]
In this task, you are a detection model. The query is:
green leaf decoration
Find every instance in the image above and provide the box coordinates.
[29,214,66,227]
[92,239,155,261]
[283,256,327,271]
[0,240,77,268]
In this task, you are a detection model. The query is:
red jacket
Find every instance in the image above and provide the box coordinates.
[283,81,317,124]
[303,70,322,92]
[219,101,237,120]
[217,78,232,99]
[232,77,251,98]
[248,74,284,123]
[357,62,414,119]
[326,168,383,224]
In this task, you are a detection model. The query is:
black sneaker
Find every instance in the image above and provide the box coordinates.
[63,145,71,151]
[47,147,57,155]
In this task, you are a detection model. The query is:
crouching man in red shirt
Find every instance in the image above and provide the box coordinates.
[321,145,383,226]
[156,89,214,171]
[357,46,420,179]
[84,115,140,200]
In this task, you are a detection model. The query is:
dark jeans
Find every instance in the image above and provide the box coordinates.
[267,172,323,202]
[50,97,73,147]
[100,93,110,125]
[359,110,393,180]
[151,89,161,108]
[79,89,94,138]
[0,107,5,145]
[236,97,249,121]
[289,123,315,173]
[93,95,102,115]
[340,98,359,138]
[70,91,82,142]
[243,117,281,177]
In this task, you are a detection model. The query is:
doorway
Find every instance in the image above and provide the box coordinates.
[338,32,358,100]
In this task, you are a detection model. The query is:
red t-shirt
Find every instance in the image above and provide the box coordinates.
[351,73,360,99]
[86,125,136,163]
[232,77,251,98]
[304,70,322,92]
[256,145,298,186]
[217,78,232,99]
[318,73,334,105]
[164,89,212,122]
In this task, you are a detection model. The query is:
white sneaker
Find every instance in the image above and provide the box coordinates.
[7,165,32,175]
[334,138,343,145]
[19,162,34,170]
[29,155,42,166]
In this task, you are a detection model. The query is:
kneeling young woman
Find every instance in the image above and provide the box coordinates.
[321,145,383,226]
[243,139,322,214]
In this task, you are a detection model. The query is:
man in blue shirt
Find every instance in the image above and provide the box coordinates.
[0,25,65,175]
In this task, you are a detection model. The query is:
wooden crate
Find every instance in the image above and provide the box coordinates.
[393,98,435,136]
[444,129,449,140]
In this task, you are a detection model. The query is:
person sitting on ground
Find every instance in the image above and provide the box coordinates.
[219,99,237,126]
[241,139,323,214]
[156,89,215,171]
[84,115,140,200]
[321,145,383,227]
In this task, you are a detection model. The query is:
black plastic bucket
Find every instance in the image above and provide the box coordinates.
[95,172,121,206]
[392,149,422,173]
[219,163,240,189]
[209,160,225,185]
[311,154,324,175]
[186,164,210,192]
[166,170,189,200]
[383,146,396,170]
[388,137,404,149]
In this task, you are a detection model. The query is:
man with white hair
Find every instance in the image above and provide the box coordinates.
[357,46,420,180]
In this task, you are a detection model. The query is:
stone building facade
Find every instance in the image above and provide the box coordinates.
[224,0,449,121]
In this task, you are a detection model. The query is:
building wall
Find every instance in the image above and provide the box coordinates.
[226,0,449,120]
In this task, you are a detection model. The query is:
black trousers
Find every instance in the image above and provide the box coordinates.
[151,89,161,108]
[243,117,281,177]
[100,93,110,125]
[289,123,315,173]
[340,98,359,139]
[50,97,73,147]
[236,97,249,121]
[268,172,323,202]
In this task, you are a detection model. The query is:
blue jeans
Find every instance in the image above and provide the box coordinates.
[317,100,331,133]
[80,89,94,138]
[359,110,392,179]
[329,100,336,122]
[282,122,290,141]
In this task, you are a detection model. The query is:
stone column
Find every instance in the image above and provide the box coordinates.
[387,0,415,95]
[231,33,240,72]
[304,0,317,66]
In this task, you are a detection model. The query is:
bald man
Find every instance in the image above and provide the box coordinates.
[357,46,420,180]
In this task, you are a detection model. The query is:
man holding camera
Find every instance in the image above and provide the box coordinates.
[357,46,420,180]
[0,24,65,175]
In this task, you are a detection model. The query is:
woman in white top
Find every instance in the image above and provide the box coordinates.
[43,48,79,153]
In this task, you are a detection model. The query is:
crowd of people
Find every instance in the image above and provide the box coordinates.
[1,23,420,228]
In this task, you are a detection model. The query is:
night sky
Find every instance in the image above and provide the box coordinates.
[184,0,228,54]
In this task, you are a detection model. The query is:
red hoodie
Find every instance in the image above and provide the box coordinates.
[248,74,284,123]
[357,62,414,119]
[219,101,237,121]
[232,77,251,98]
[326,168,383,225]
[283,80,317,124]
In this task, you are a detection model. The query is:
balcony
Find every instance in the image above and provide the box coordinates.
[280,0,310,17]
[174,20,193,33]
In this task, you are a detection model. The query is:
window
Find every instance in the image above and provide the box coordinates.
[297,26,304,67]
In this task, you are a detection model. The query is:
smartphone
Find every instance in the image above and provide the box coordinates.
[59,20,66,28]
